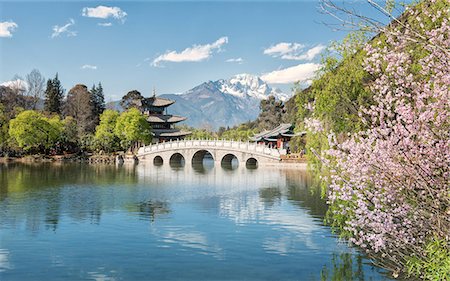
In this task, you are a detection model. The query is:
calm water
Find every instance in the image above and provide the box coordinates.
[0,162,391,281]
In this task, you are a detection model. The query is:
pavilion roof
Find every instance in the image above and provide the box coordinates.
[143,96,175,107]
[147,114,187,124]
[250,123,300,142]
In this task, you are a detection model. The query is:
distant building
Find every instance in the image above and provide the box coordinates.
[141,94,191,143]
[250,123,304,154]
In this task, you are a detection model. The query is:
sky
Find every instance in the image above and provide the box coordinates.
[0,0,385,101]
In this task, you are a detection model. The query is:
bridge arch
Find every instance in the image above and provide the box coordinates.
[153,155,163,166]
[221,153,239,168]
[245,157,258,169]
[137,139,281,167]
[169,153,185,167]
[192,149,215,165]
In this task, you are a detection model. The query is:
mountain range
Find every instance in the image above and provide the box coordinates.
[158,74,290,130]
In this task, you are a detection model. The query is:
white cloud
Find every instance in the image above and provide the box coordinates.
[226,57,243,64]
[51,19,77,38]
[264,42,325,61]
[0,21,18,38]
[81,64,97,70]
[261,63,321,84]
[82,6,127,23]
[98,22,112,27]
[264,42,304,56]
[283,45,326,61]
[152,37,228,67]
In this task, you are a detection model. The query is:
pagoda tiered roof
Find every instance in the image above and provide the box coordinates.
[143,96,175,108]
[147,114,187,124]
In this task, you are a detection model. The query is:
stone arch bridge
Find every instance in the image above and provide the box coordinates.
[137,139,281,167]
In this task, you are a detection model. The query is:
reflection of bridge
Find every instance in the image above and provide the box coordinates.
[137,139,281,167]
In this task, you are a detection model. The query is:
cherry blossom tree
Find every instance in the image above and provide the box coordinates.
[316,1,449,278]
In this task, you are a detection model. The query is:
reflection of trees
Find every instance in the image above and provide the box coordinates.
[0,162,139,232]
[319,253,365,281]
[259,187,282,207]
[284,169,328,219]
[127,200,171,222]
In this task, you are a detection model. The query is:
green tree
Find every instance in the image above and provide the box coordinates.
[120,90,144,111]
[94,109,120,152]
[44,73,64,115]
[114,108,151,150]
[90,82,105,123]
[256,95,285,131]
[8,110,61,152]
[64,84,96,140]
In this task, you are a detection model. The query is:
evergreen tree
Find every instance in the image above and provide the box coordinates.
[44,73,64,115]
[90,82,105,119]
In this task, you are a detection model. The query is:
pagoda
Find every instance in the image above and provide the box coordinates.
[142,91,191,143]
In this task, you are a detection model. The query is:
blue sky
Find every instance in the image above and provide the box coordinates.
[0,0,383,101]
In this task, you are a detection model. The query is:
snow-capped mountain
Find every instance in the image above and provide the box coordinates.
[217,74,289,101]
[160,74,290,130]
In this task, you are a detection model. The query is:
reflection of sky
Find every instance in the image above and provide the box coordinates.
[0,249,11,272]
[156,227,224,259]
[0,163,391,281]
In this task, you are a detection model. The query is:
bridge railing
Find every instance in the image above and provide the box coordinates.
[138,139,281,158]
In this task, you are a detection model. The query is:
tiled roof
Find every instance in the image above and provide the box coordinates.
[144,96,175,107]
[250,123,295,141]
[147,115,187,123]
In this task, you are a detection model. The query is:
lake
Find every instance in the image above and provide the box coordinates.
[0,161,391,280]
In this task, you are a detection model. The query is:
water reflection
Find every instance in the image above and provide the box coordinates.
[0,162,391,281]
[0,249,11,272]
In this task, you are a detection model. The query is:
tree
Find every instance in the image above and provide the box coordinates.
[25,69,45,110]
[64,84,96,140]
[44,74,64,115]
[120,90,144,111]
[0,86,26,120]
[114,108,151,150]
[256,95,285,131]
[0,103,9,153]
[90,82,105,123]
[8,110,62,152]
[318,1,450,278]
[94,109,120,152]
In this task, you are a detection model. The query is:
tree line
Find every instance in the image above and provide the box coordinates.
[0,71,151,156]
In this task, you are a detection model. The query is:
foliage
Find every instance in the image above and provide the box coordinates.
[8,110,62,152]
[114,108,152,150]
[406,238,450,280]
[90,82,105,125]
[321,2,450,278]
[219,122,258,141]
[120,90,144,111]
[0,103,9,152]
[297,31,372,135]
[64,84,96,139]
[0,86,28,119]
[94,110,120,152]
[255,95,285,131]
[44,74,64,115]
[175,124,216,140]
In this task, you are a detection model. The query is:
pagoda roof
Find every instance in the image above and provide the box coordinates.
[147,114,187,124]
[251,123,302,142]
[143,96,175,107]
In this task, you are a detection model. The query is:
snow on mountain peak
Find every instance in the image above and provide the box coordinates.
[220,73,289,101]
